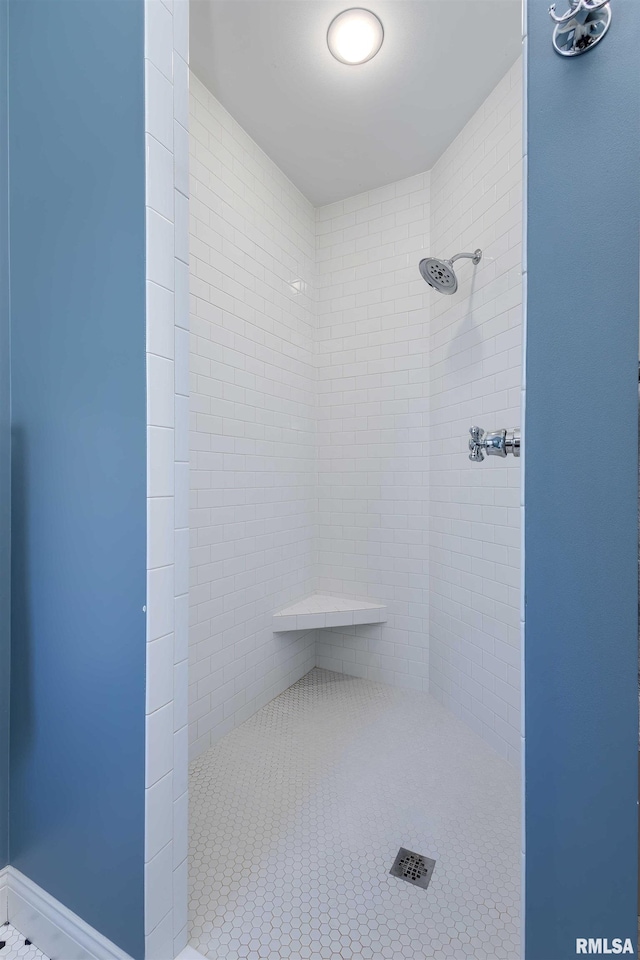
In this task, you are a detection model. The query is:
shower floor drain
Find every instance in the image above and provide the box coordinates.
[390,847,436,890]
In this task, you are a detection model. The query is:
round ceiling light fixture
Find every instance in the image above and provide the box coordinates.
[327,8,384,65]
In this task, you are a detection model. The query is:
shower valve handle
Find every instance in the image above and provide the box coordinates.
[468,426,486,461]
[468,426,521,462]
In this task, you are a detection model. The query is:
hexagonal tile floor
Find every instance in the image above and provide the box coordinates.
[0,923,48,960]
[189,668,521,959]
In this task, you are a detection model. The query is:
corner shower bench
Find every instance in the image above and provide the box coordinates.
[272,594,387,632]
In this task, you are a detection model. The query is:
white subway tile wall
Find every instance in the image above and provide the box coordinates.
[428,60,522,765]
[188,60,522,766]
[144,0,190,956]
[314,175,431,688]
[188,75,317,760]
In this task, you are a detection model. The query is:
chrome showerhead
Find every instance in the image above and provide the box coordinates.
[418,249,482,295]
[419,257,458,293]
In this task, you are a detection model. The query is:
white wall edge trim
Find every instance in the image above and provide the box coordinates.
[3,866,133,960]
[175,946,208,960]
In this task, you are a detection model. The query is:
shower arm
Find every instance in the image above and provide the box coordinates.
[450,250,482,266]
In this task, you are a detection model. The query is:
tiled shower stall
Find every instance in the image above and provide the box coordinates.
[183,40,524,960]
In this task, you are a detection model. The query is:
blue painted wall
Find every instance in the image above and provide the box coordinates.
[524,1,639,956]
[0,0,9,872]
[8,2,147,955]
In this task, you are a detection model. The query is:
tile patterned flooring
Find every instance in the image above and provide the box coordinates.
[0,924,47,960]
[189,668,521,960]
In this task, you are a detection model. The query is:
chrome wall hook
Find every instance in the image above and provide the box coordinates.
[549,0,609,24]
[548,0,612,57]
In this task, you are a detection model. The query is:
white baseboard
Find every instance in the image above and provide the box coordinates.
[3,866,133,960]
[0,865,8,923]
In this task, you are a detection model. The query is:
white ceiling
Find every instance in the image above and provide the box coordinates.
[190,0,522,206]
